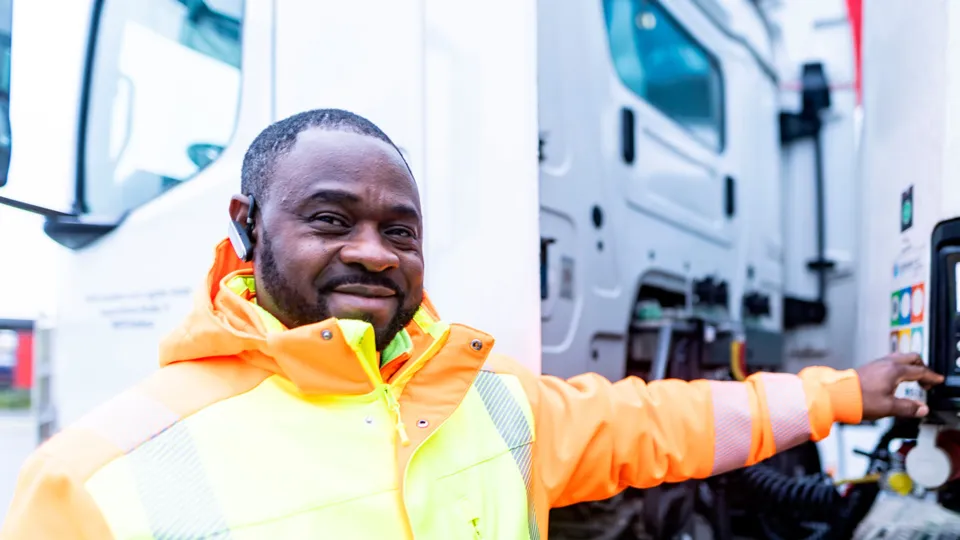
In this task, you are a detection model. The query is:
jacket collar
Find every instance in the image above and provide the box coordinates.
[159,239,448,395]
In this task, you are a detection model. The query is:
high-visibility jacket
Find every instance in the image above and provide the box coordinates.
[0,239,863,540]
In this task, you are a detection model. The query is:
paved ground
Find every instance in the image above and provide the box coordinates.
[0,411,34,526]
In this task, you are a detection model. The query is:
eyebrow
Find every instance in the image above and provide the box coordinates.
[304,189,421,220]
[305,189,361,205]
[389,204,421,220]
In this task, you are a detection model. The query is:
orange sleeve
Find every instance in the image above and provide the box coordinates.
[532,366,863,508]
[0,451,114,540]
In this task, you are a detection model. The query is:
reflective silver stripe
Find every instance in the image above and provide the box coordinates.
[474,371,540,540]
[131,421,233,539]
[760,373,811,452]
[709,381,753,475]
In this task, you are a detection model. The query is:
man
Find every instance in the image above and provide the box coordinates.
[1,109,943,539]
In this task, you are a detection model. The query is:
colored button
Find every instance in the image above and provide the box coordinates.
[887,471,914,496]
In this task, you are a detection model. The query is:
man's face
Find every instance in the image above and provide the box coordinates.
[234,129,424,351]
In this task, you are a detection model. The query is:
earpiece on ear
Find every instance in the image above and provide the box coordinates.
[228,194,256,262]
[246,195,256,233]
[228,220,254,262]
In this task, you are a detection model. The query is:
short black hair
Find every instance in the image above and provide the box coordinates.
[240,108,409,203]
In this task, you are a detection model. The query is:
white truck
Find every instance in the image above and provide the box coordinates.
[3,0,926,538]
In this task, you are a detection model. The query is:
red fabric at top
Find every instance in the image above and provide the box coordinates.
[846,0,863,104]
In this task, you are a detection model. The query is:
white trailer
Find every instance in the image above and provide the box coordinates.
[854,0,960,504]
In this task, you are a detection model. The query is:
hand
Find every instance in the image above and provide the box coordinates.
[857,353,945,421]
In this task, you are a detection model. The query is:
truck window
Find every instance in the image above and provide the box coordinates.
[604,0,724,151]
[82,0,244,216]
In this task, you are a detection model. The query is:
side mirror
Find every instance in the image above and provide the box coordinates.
[0,146,9,187]
[0,100,10,188]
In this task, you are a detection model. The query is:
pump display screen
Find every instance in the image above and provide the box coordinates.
[928,221,960,409]
[955,257,960,313]
[950,251,960,376]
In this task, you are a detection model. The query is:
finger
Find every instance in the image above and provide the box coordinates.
[919,372,947,389]
[891,353,924,366]
[890,398,930,418]
[898,364,945,386]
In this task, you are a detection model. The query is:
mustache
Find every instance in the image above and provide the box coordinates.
[318,273,403,296]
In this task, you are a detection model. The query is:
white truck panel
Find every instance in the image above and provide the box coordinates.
[855,0,951,401]
[274,0,542,371]
[763,0,862,372]
[941,2,960,221]
[48,0,274,427]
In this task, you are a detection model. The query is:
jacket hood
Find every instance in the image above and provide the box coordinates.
[159,238,446,395]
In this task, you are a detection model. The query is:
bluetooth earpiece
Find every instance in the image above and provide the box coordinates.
[228,194,256,262]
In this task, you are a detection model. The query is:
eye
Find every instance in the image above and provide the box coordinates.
[386,226,416,239]
[311,214,349,227]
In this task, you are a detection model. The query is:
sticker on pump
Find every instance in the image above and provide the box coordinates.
[911,283,925,323]
[895,380,925,402]
[901,185,914,233]
[910,327,924,356]
[899,328,913,354]
[899,287,913,326]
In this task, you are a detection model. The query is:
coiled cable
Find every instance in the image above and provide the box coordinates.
[738,463,841,521]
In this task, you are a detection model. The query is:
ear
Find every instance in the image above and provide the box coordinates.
[228,193,258,249]
[229,194,251,224]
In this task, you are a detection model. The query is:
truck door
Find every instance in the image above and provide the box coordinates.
[538,0,741,380]
[602,0,740,329]
[3,0,275,429]
[605,0,735,256]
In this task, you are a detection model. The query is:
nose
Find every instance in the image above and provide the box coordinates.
[339,224,401,272]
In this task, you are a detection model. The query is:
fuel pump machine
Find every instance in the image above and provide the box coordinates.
[905,218,960,490]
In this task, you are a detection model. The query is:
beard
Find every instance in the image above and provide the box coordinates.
[255,232,420,351]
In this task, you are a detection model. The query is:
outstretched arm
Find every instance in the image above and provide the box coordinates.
[525,352,940,508]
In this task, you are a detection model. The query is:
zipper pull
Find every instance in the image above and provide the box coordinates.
[471,517,483,540]
[382,386,410,446]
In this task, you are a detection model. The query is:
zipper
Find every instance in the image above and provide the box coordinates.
[376,326,451,448]
[400,411,455,528]
[380,384,410,446]
[399,345,487,540]
[391,325,450,393]
[471,518,483,540]
[468,513,483,540]
[386,326,453,540]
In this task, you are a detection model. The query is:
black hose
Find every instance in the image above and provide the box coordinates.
[738,463,841,522]
[733,420,918,539]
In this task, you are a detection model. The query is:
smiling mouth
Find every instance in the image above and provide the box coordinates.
[331,284,397,298]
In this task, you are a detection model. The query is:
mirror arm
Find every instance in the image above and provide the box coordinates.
[0,195,74,219]
[0,195,121,249]
[43,215,121,250]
